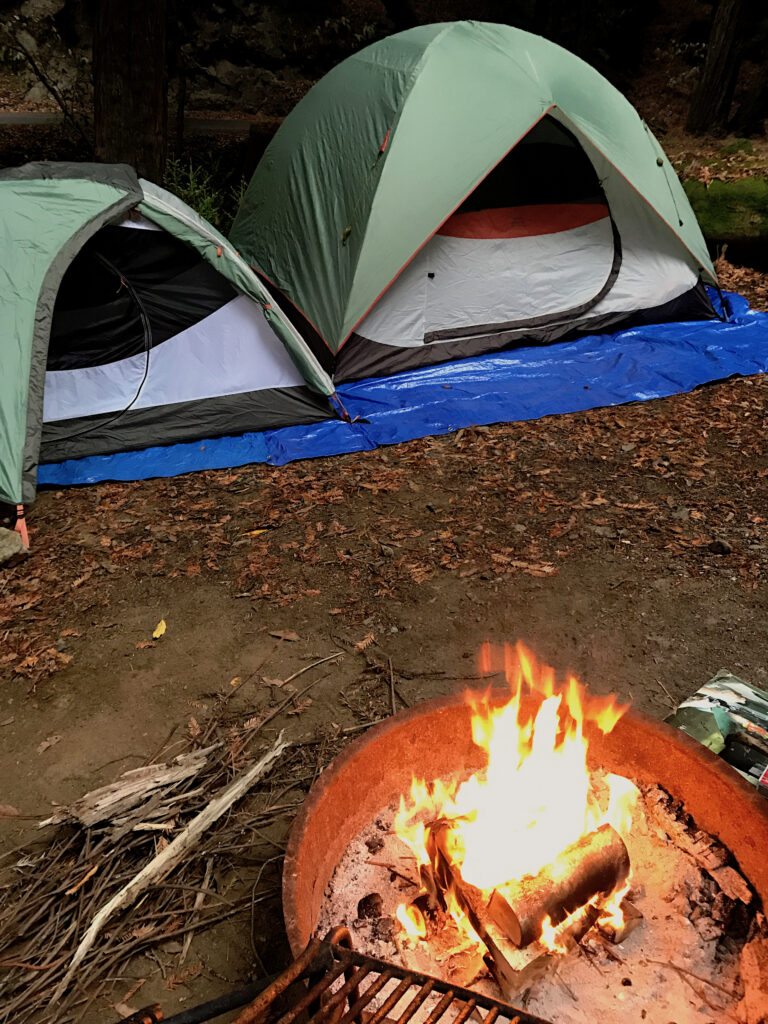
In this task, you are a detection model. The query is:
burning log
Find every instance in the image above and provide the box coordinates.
[596,898,644,944]
[427,821,630,949]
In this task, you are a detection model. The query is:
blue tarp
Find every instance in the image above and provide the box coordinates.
[38,290,768,488]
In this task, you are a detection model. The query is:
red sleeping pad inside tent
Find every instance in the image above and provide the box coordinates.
[438,202,610,239]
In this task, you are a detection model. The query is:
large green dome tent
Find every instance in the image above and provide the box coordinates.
[231,21,718,382]
[0,163,337,508]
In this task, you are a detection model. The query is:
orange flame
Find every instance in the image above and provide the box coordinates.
[394,643,636,951]
[396,902,427,939]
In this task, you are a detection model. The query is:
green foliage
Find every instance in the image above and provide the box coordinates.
[719,139,755,157]
[163,158,224,228]
[163,157,246,236]
[684,177,768,240]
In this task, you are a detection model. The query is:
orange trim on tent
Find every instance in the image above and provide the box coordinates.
[247,264,335,353]
[438,202,609,239]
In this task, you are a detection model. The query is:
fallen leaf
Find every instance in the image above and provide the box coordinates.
[37,734,62,754]
[59,629,81,638]
[229,676,242,687]
[153,619,167,639]
[244,528,268,537]
[188,717,201,739]
[263,676,286,688]
[354,632,375,652]
[136,640,155,650]
[328,608,343,615]
[243,712,268,731]
[269,630,300,642]
[287,698,313,716]
[165,963,203,990]
[0,804,19,817]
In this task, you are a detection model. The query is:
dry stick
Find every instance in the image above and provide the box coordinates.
[644,959,737,998]
[342,718,388,735]
[242,671,334,750]
[201,641,282,744]
[51,732,289,1003]
[281,651,344,688]
[143,723,179,767]
[388,658,396,716]
[179,857,214,965]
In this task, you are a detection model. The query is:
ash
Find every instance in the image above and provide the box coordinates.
[316,781,751,1024]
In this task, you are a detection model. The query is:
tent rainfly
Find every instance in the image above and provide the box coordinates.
[231,21,719,383]
[0,163,337,507]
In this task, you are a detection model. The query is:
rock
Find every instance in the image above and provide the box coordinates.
[19,0,66,18]
[357,892,383,919]
[708,538,733,555]
[372,916,395,943]
[738,935,768,1024]
[0,527,28,568]
[365,834,384,854]
[23,82,50,104]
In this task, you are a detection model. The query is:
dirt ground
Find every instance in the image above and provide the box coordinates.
[2,324,768,1018]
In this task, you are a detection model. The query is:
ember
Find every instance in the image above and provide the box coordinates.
[393,644,637,959]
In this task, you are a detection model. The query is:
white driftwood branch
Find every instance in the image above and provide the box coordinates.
[40,745,219,828]
[52,732,289,1002]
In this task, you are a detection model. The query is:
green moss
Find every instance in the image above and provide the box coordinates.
[719,138,754,156]
[683,177,768,240]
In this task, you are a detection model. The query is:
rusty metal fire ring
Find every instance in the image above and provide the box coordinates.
[282,691,768,956]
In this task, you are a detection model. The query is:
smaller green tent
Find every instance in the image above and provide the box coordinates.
[232,21,718,383]
[0,163,336,507]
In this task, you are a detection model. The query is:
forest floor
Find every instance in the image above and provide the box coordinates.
[2,302,768,1019]
[2,28,768,1023]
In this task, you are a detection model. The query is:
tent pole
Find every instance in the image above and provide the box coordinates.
[330,392,353,423]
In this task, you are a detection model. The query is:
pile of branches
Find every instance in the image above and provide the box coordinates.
[0,662,344,1024]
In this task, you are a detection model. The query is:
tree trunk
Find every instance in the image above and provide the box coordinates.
[93,0,168,181]
[732,62,768,136]
[686,0,747,135]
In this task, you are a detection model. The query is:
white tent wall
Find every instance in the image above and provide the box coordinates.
[43,293,311,425]
[550,109,703,313]
[354,110,705,352]
[43,215,311,427]
[355,213,617,346]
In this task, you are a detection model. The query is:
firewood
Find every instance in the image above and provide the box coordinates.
[642,785,752,904]
[596,898,644,944]
[39,746,218,828]
[481,824,629,948]
[51,732,289,1003]
[737,935,768,1024]
[710,865,752,904]
[423,820,626,999]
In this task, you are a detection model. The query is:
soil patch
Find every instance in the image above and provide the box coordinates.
[2,367,768,1019]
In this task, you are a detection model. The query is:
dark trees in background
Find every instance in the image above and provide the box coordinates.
[686,0,747,134]
[93,0,168,180]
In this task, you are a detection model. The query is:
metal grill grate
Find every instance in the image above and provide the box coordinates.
[120,927,553,1024]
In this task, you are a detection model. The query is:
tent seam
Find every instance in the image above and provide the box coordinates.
[339,21,461,343]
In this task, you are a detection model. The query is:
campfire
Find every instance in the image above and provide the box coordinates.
[391,644,641,991]
[302,644,759,1021]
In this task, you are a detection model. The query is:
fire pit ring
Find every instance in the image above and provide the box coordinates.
[283,691,768,955]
